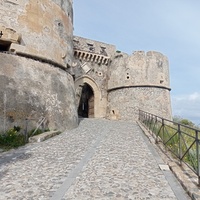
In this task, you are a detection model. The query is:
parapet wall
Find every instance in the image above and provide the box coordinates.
[73,36,116,57]
[108,51,170,90]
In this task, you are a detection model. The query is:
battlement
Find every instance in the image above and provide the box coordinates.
[73,36,116,58]
[74,49,110,65]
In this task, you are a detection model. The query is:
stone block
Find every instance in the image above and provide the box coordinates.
[28,130,61,143]
[0,27,21,43]
[10,43,25,53]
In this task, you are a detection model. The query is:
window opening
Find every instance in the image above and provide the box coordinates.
[126,73,130,80]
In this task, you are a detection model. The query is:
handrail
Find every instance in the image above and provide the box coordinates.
[30,117,46,137]
[139,110,200,185]
[24,117,46,142]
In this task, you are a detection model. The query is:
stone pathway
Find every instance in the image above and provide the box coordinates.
[0,119,190,200]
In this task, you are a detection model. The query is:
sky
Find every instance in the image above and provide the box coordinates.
[73,0,200,124]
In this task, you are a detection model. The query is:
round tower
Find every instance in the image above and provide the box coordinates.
[0,0,78,132]
[107,51,172,121]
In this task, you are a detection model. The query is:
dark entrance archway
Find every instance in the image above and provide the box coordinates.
[0,41,11,52]
[78,83,94,118]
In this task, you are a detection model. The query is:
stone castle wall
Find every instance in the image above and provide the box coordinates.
[73,36,116,118]
[0,0,73,67]
[0,53,78,132]
[73,36,172,121]
[108,51,170,89]
[107,50,172,120]
[0,1,172,132]
[0,0,78,132]
[107,87,172,121]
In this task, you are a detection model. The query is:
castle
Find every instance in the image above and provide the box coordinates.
[0,0,172,132]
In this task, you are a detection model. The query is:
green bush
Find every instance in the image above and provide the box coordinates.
[0,128,25,150]
[0,127,50,151]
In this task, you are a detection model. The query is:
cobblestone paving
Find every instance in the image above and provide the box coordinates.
[0,119,189,200]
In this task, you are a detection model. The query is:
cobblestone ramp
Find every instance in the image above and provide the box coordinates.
[0,119,189,200]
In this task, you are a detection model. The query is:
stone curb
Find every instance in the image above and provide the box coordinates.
[137,120,200,200]
[28,130,61,143]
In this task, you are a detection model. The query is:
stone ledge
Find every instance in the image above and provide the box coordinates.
[29,131,61,143]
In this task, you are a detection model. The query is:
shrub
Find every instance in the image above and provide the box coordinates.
[0,128,25,150]
[0,127,50,151]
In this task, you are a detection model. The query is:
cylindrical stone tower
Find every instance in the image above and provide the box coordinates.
[107,51,172,121]
[0,0,78,132]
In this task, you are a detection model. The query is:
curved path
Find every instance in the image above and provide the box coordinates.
[0,119,190,199]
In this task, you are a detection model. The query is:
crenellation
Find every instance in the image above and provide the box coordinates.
[73,36,116,57]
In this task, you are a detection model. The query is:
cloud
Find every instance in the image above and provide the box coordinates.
[171,92,200,124]
[188,92,200,101]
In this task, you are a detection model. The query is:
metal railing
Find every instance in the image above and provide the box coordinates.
[139,110,200,185]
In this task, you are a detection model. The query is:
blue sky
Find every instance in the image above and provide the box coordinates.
[73,0,200,124]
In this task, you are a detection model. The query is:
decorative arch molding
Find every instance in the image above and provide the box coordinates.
[75,75,102,118]
[75,75,102,99]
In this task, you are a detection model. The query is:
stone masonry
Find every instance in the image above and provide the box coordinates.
[73,37,172,120]
[0,0,172,132]
[0,119,190,199]
[0,0,78,132]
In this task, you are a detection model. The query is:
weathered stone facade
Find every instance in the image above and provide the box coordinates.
[0,0,78,132]
[73,37,172,121]
[0,0,172,132]
[107,51,172,120]
[0,0,73,67]
[73,36,116,118]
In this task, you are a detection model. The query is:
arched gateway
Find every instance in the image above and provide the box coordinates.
[78,83,94,118]
[75,76,104,118]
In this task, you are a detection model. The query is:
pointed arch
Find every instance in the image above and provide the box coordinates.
[75,75,102,118]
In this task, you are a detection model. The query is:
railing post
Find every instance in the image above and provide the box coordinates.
[156,118,164,144]
[139,110,141,121]
[162,118,164,143]
[155,116,158,135]
[196,130,200,186]
[24,119,28,143]
[178,124,182,165]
